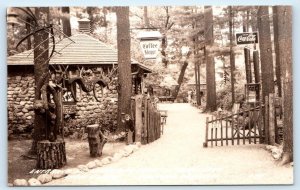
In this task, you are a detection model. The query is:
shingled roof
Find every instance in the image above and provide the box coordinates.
[7,33,151,73]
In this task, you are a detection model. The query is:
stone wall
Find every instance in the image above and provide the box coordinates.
[7,71,118,137]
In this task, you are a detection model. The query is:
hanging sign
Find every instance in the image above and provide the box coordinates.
[137,31,162,59]
[236,32,258,45]
[139,40,161,59]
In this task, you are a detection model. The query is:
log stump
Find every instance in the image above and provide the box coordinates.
[87,124,107,157]
[36,140,67,169]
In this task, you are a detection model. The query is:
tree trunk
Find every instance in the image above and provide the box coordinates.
[204,6,216,112]
[143,6,150,28]
[87,124,107,157]
[61,7,71,37]
[31,7,50,154]
[229,6,236,104]
[273,6,282,97]
[116,7,132,131]
[173,61,188,100]
[277,6,293,165]
[36,140,66,169]
[257,6,275,144]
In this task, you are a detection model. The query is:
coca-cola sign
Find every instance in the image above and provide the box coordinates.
[236,32,258,45]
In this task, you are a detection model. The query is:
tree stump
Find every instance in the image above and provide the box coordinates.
[87,124,107,157]
[36,140,67,169]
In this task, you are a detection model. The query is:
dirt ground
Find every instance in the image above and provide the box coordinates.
[45,103,293,185]
[8,138,126,184]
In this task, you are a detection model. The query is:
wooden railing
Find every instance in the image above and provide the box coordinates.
[131,95,162,144]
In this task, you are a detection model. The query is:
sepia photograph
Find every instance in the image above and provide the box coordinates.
[6,5,293,186]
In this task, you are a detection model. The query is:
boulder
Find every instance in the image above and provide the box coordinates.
[64,168,81,175]
[13,179,28,186]
[112,153,123,162]
[134,142,142,148]
[77,164,89,172]
[124,145,134,154]
[37,174,52,184]
[28,178,42,186]
[94,159,103,167]
[86,161,97,169]
[101,157,112,165]
[50,169,66,179]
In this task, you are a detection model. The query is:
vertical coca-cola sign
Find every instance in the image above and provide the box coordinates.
[236,32,259,44]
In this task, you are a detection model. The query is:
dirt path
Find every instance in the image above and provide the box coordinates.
[47,103,293,185]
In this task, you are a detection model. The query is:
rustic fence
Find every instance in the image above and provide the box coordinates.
[203,93,283,148]
[131,95,162,145]
[203,105,264,147]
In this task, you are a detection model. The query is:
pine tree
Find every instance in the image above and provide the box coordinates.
[116,7,132,131]
[276,6,293,165]
[204,6,217,112]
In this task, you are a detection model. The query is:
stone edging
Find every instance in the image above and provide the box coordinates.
[10,142,142,186]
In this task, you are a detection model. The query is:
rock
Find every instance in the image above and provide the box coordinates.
[124,145,134,154]
[13,179,28,186]
[77,164,89,172]
[50,169,66,179]
[94,159,103,167]
[20,101,26,106]
[112,153,123,162]
[28,178,41,186]
[37,174,52,184]
[86,161,97,169]
[129,144,139,152]
[134,142,142,148]
[101,157,112,165]
[64,168,81,175]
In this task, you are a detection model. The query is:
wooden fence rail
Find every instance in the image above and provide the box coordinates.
[132,95,162,144]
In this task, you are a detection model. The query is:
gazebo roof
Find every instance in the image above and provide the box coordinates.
[7,33,151,73]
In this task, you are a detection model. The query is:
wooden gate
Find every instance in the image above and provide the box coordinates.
[131,95,162,145]
[203,105,264,147]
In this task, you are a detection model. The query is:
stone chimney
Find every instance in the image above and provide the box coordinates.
[78,18,91,34]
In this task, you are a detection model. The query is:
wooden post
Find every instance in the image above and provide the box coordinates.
[244,47,252,83]
[243,111,246,145]
[210,127,213,147]
[231,114,234,145]
[220,120,223,146]
[248,108,251,144]
[269,93,276,145]
[135,95,143,142]
[253,51,260,100]
[225,118,228,146]
[264,96,269,144]
[215,127,218,146]
[203,117,209,147]
[258,101,263,143]
[86,124,106,157]
[146,99,149,143]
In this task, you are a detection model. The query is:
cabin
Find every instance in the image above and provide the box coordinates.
[7,19,151,135]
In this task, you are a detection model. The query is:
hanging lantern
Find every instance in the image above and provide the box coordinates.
[137,31,162,59]
[7,8,20,26]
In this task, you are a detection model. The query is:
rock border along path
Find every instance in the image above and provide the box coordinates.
[39,103,292,185]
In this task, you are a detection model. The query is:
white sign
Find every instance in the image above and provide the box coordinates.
[139,40,161,59]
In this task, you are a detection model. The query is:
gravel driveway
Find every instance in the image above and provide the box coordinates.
[47,103,293,185]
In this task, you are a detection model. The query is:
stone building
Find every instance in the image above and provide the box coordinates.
[7,27,151,136]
